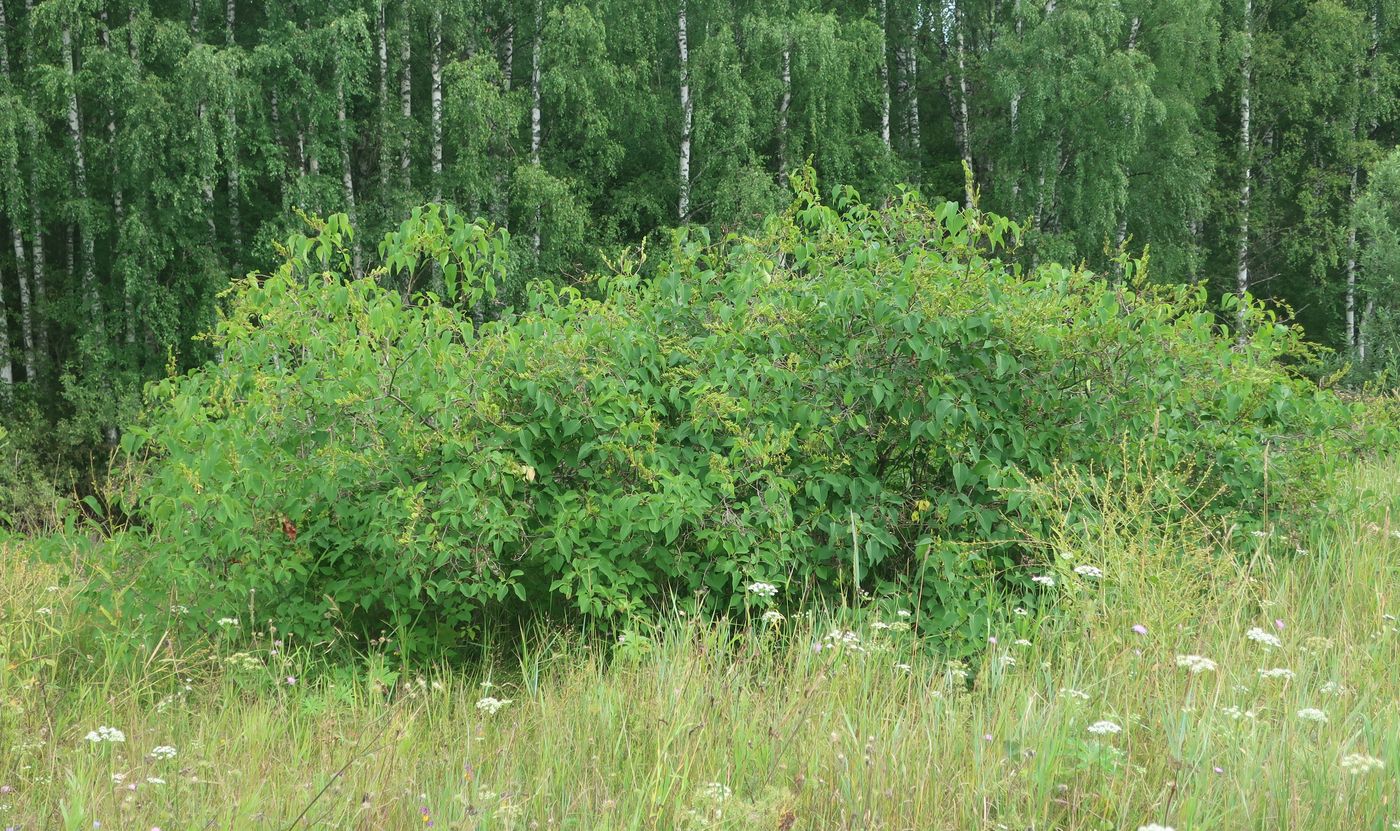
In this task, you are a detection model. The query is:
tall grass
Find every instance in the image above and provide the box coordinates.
[1,460,1397,830]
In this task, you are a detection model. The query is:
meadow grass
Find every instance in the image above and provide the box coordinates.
[1,460,1398,831]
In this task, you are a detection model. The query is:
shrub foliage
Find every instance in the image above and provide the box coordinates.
[129,177,1381,655]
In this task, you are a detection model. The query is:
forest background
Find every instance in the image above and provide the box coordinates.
[1,0,1399,498]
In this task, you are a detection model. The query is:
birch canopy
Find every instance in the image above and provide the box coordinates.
[0,0,1397,459]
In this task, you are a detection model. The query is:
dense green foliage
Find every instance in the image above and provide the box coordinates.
[127,182,1384,656]
[1,0,1399,475]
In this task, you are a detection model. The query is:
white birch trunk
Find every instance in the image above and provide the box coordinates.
[62,26,101,324]
[431,4,443,201]
[878,0,890,149]
[1358,299,1374,363]
[953,2,974,206]
[0,2,35,380]
[531,0,543,258]
[337,77,361,272]
[777,40,790,179]
[378,0,390,191]
[678,0,693,218]
[400,12,412,185]
[1346,167,1358,350]
[904,12,920,163]
[1235,0,1253,345]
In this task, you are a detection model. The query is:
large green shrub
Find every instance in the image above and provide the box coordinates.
[128,178,1385,656]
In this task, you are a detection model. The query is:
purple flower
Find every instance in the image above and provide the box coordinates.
[0,786,10,794]
[982,733,994,742]
[1213,765,1224,774]
[1274,619,1285,631]
[987,636,998,645]
[286,676,297,685]
[1132,624,1148,636]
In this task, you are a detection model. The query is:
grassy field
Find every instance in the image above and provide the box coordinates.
[2,460,1398,831]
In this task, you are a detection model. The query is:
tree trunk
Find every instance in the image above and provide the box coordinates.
[190,0,199,38]
[377,0,390,192]
[1346,168,1358,350]
[224,0,241,260]
[903,11,920,166]
[62,26,101,325]
[1113,16,1141,274]
[431,4,443,201]
[878,0,890,149]
[678,0,693,218]
[531,0,543,259]
[777,39,790,179]
[400,9,412,187]
[1358,299,1374,363]
[337,77,361,272]
[0,227,12,384]
[953,2,974,206]
[0,0,35,380]
[1235,0,1252,345]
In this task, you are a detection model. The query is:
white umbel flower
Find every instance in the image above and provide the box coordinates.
[1340,753,1385,776]
[1246,627,1283,648]
[1087,720,1122,735]
[1073,565,1103,579]
[1296,707,1328,724]
[1257,667,1295,680]
[746,582,779,598]
[475,697,512,715]
[1174,654,1218,673]
[84,726,126,743]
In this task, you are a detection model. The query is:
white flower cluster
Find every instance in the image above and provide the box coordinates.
[814,629,864,653]
[475,696,512,715]
[1320,680,1348,695]
[1221,705,1257,720]
[760,609,785,625]
[746,582,779,598]
[1246,627,1283,649]
[1073,565,1103,579]
[149,745,176,760]
[697,782,732,802]
[1087,719,1122,735]
[1340,753,1385,776]
[217,617,240,627]
[1257,667,1295,680]
[1138,825,1176,831]
[1174,654,1218,674]
[1297,707,1328,724]
[84,726,126,743]
[1031,575,1056,587]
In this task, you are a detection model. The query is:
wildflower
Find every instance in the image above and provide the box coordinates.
[475,697,512,715]
[1013,607,1028,616]
[894,663,911,672]
[1073,565,1103,579]
[1221,705,1257,720]
[1257,667,1295,680]
[998,655,1016,668]
[84,726,126,743]
[1087,720,1122,736]
[1340,753,1384,776]
[1138,825,1176,831]
[760,610,785,625]
[111,773,125,783]
[1031,575,1056,587]
[697,782,732,801]
[1014,638,1032,647]
[816,629,865,653]
[896,609,912,618]
[982,733,994,742]
[169,605,189,615]
[1059,688,1090,701]
[1174,655,1217,674]
[987,636,998,645]
[145,777,166,785]
[1274,619,1285,631]
[1297,707,1328,724]
[746,582,779,598]
[217,617,239,627]
[1246,627,1283,649]
[286,676,297,685]
[1250,530,1269,539]
[872,621,892,631]
[1320,680,1347,695]
[1132,624,1148,635]
[36,608,52,616]
[149,746,176,760]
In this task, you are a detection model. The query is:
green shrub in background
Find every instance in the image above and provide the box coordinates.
[125,173,1391,657]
